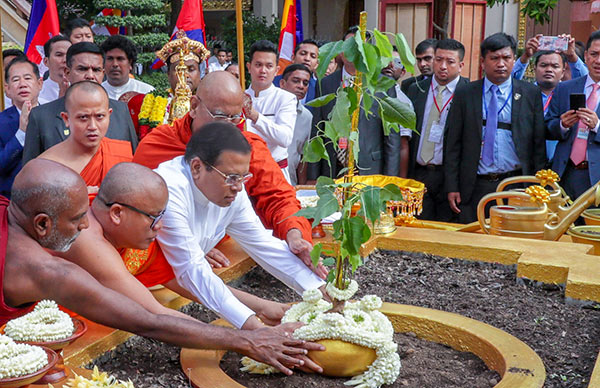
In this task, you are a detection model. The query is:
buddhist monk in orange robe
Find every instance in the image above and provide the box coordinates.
[37,81,133,191]
[130,71,326,286]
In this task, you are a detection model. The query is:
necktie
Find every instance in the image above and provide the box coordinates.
[482,84,499,166]
[570,83,600,165]
[420,85,446,163]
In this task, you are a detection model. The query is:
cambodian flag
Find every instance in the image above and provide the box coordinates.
[24,0,60,65]
[91,9,127,36]
[151,0,206,69]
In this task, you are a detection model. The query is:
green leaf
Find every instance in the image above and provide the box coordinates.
[394,33,416,75]
[359,186,382,224]
[332,219,343,240]
[348,252,363,273]
[373,29,394,64]
[307,93,336,108]
[345,87,359,114]
[364,43,381,80]
[363,91,374,116]
[316,40,345,80]
[342,37,359,65]
[315,176,335,197]
[295,206,316,219]
[310,243,323,267]
[326,270,336,283]
[322,257,335,266]
[341,216,371,256]
[322,121,339,144]
[373,75,398,93]
[349,131,360,169]
[330,90,352,139]
[303,137,329,163]
[379,96,417,130]
[310,191,340,226]
[380,183,404,202]
[353,31,370,74]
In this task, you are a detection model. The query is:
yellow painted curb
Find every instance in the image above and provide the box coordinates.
[589,351,600,388]
[181,303,546,388]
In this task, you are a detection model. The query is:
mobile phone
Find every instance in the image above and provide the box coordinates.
[538,36,568,52]
[570,93,586,111]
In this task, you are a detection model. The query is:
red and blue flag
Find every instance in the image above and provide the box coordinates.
[24,0,60,64]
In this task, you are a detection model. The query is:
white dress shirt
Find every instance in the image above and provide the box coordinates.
[245,84,297,173]
[154,156,325,328]
[416,76,460,166]
[392,85,415,139]
[102,78,154,100]
[38,78,59,104]
[288,101,313,185]
[208,61,228,73]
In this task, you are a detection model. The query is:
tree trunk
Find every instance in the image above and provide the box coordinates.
[170,0,182,32]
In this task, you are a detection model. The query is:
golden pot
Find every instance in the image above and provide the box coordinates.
[582,209,600,226]
[496,175,566,214]
[307,339,377,377]
[567,225,600,255]
[478,192,548,239]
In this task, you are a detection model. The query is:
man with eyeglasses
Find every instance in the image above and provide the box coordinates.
[36,81,133,191]
[22,42,138,164]
[150,121,327,332]
[133,71,324,279]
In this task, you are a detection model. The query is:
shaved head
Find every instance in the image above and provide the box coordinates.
[97,162,167,204]
[64,80,108,112]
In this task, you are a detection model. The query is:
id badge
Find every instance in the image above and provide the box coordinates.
[577,128,590,140]
[428,122,443,144]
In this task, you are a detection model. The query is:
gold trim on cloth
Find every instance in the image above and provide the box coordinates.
[122,248,152,276]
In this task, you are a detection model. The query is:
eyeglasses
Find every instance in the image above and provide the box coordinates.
[199,100,246,125]
[205,162,253,186]
[103,201,165,229]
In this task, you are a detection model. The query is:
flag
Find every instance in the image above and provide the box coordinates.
[91,9,127,36]
[151,0,206,69]
[295,0,303,44]
[24,0,60,65]
[276,0,296,75]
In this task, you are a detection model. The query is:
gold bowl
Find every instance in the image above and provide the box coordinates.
[582,209,600,226]
[307,339,377,377]
[567,225,600,255]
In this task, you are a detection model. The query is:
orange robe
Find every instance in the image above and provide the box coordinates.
[127,113,312,287]
[81,137,134,187]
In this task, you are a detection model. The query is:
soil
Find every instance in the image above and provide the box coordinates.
[90,250,600,388]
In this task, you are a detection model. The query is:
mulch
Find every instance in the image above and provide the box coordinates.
[90,250,600,388]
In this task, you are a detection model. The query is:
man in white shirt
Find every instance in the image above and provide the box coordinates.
[154,121,326,331]
[100,35,154,100]
[245,40,297,182]
[208,47,229,73]
[39,35,71,104]
[279,63,313,185]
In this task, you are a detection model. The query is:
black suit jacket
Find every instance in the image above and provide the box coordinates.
[444,78,546,203]
[23,97,138,164]
[307,70,402,180]
[401,74,429,95]
[406,76,470,176]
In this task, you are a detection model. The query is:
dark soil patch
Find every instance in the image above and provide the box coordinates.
[90,250,600,388]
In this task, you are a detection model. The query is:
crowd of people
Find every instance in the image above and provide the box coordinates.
[1,15,599,373]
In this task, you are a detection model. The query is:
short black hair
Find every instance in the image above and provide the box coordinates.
[416,39,437,55]
[5,56,39,81]
[43,35,71,58]
[64,18,91,39]
[217,47,227,55]
[587,31,600,50]
[66,42,105,68]
[343,26,372,42]
[294,38,318,55]
[282,63,312,80]
[434,38,465,61]
[480,32,517,57]
[249,40,278,62]
[100,35,137,64]
[184,122,251,165]
[225,63,238,70]
[212,43,222,50]
[533,50,566,67]
[2,49,25,61]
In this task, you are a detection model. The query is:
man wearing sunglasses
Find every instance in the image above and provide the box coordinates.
[133,71,326,280]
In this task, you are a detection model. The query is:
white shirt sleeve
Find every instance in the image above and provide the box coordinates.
[157,188,255,329]
[15,129,26,147]
[226,193,325,294]
[251,92,297,149]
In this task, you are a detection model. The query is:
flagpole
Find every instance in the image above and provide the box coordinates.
[0,15,4,112]
[235,0,245,88]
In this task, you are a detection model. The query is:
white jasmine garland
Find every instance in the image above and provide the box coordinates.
[0,335,48,379]
[5,300,74,342]
[240,284,400,387]
[326,280,359,301]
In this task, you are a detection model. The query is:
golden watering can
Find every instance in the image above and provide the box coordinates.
[495,176,568,214]
[478,182,600,241]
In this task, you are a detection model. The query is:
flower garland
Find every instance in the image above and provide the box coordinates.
[51,366,135,388]
[138,94,170,129]
[0,335,48,379]
[240,285,400,388]
[5,300,74,342]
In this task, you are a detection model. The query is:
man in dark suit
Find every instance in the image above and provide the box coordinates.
[445,33,546,223]
[0,57,42,198]
[273,39,319,104]
[401,38,437,95]
[546,31,600,200]
[306,27,402,180]
[23,42,138,164]
[407,39,469,222]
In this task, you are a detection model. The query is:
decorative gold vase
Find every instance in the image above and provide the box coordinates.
[496,175,566,214]
[307,339,377,377]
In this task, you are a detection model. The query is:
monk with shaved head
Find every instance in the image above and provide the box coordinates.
[0,159,324,375]
[132,71,326,286]
[37,81,132,191]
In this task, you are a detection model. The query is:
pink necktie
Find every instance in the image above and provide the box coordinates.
[570,83,600,165]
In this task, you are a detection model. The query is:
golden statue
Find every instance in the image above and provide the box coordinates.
[155,31,210,123]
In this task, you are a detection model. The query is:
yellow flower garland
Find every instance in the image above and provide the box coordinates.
[138,94,169,129]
